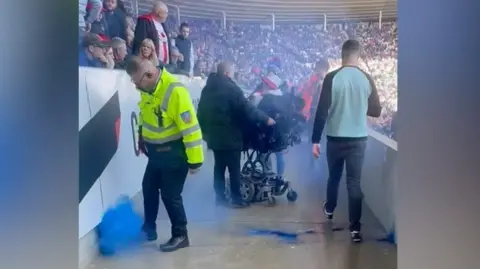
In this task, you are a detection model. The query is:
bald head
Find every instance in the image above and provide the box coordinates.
[217,61,234,78]
[126,56,146,76]
[153,1,167,11]
[126,56,161,92]
[152,1,168,22]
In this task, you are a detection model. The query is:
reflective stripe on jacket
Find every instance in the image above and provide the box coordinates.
[138,69,204,165]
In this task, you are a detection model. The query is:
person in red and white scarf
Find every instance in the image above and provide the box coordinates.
[249,73,284,107]
[132,1,173,65]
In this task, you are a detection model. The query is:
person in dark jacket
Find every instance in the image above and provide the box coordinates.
[103,0,127,41]
[254,74,289,178]
[132,1,172,64]
[197,62,275,208]
[116,0,127,14]
[175,22,194,75]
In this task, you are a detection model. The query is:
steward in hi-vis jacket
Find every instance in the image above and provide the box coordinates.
[126,56,204,252]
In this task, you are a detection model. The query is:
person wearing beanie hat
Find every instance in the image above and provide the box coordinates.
[267,64,281,75]
[250,73,284,107]
[253,73,289,179]
[268,56,282,70]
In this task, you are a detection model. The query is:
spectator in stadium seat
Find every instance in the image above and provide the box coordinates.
[103,0,127,41]
[175,23,194,76]
[111,37,129,69]
[80,18,398,135]
[79,0,102,36]
[125,15,135,54]
[88,8,108,36]
[139,38,160,67]
[79,33,113,68]
[104,46,115,69]
[132,1,172,64]
[165,47,190,76]
[193,60,207,78]
[116,0,127,14]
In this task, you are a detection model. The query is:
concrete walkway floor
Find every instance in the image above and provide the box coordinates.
[90,143,397,269]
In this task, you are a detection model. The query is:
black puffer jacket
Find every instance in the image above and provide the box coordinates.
[256,91,292,152]
[197,73,269,151]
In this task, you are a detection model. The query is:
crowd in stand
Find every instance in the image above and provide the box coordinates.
[78,0,397,138]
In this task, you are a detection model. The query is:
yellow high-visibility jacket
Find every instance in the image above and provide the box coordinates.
[138,69,204,165]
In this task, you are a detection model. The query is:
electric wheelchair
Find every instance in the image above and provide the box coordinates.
[238,147,298,206]
[225,87,307,206]
[236,111,303,206]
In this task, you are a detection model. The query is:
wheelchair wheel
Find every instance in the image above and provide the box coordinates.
[239,177,256,203]
[267,195,276,206]
[286,189,298,202]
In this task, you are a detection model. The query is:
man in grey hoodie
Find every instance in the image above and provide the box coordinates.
[79,0,102,37]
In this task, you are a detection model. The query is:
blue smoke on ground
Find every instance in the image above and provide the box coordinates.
[97,195,143,256]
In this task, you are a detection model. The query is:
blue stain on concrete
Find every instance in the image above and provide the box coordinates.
[248,228,317,244]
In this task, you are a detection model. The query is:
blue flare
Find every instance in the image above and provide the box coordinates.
[97,195,143,256]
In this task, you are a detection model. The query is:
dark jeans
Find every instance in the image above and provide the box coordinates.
[142,161,189,237]
[325,138,367,232]
[212,150,242,202]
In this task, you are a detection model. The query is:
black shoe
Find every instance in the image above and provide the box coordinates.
[159,236,190,252]
[142,226,158,241]
[229,199,250,208]
[323,201,333,220]
[350,231,363,243]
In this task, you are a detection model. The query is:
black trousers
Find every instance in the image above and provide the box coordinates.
[212,150,242,201]
[142,160,189,237]
[325,138,367,232]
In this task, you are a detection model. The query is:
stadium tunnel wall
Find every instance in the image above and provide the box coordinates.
[78,67,397,268]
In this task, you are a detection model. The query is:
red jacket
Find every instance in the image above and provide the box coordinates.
[299,74,321,120]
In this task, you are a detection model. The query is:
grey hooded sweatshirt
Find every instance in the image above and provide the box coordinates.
[79,0,102,30]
